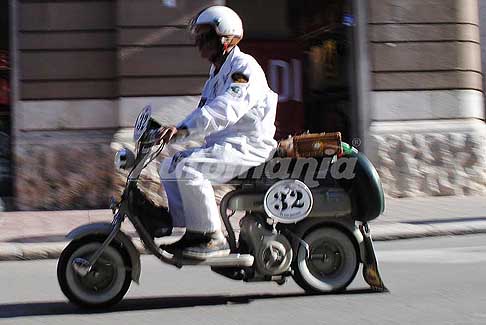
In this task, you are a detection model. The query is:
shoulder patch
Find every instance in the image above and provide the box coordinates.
[231,72,249,83]
[228,84,244,98]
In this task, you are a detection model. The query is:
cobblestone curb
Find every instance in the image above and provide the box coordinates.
[0,243,67,261]
[373,220,486,241]
[0,240,148,261]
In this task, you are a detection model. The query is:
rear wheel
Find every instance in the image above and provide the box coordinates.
[293,227,359,293]
[57,237,132,308]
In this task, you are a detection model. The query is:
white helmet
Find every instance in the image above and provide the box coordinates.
[190,6,243,39]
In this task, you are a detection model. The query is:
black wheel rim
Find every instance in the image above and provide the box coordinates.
[307,239,344,279]
[74,256,118,294]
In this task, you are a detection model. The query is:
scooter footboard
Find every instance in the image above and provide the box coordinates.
[66,222,141,283]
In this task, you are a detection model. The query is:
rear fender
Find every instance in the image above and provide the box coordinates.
[289,218,367,263]
[67,222,141,284]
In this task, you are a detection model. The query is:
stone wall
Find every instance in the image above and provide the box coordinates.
[370,120,486,197]
[15,130,116,210]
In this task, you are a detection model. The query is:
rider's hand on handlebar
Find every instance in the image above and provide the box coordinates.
[156,126,178,144]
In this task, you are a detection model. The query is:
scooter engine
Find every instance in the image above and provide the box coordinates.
[239,213,293,276]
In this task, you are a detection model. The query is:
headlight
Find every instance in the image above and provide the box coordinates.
[114,148,135,170]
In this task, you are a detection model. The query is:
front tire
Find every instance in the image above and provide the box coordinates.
[293,227,359,293]
[57,237,132,308]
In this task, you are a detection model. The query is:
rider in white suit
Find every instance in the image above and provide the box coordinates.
[158,6,278,259]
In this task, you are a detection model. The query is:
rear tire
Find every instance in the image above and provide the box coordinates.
[292,227,358,293]
[57,237,132,308]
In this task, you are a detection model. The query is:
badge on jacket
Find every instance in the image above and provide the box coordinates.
[228,83,246,98]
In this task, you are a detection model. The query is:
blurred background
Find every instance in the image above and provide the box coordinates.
[1,0,486,210]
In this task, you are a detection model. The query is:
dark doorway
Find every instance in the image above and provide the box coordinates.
[288,0,355,143]
[0,0,12,207]
[228,0,357,143]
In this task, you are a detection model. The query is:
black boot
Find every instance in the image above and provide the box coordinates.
[160,230,206,256]
[182,231,230,260]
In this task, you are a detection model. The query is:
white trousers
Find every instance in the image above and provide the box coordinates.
[160,143,260,233]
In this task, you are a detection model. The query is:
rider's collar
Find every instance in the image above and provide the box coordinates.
[210,46,239,78]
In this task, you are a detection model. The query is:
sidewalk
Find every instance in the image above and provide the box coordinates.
[1,196,486,261]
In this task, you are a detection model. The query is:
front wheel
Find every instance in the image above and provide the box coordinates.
[57,237,132,308]
[292,227,359,293]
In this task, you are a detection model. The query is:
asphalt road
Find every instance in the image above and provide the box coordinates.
[1,235,486,325]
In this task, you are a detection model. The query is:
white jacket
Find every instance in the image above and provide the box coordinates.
[177,46,278,163]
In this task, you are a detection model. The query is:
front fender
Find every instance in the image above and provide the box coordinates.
[67,222,141,284]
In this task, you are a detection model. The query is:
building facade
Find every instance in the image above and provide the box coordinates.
[369,0,486,198]
[3,0,486,210]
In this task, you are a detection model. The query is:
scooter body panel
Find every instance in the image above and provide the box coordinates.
[226,187,352,217]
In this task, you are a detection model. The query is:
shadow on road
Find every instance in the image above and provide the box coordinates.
[0,289,383,318]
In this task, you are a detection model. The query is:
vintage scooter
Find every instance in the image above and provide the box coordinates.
[57,105,387,308]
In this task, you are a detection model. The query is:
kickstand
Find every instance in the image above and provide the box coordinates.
[359,223,388,292]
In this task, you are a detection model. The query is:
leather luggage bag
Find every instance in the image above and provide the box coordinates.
[277,132,343,158]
